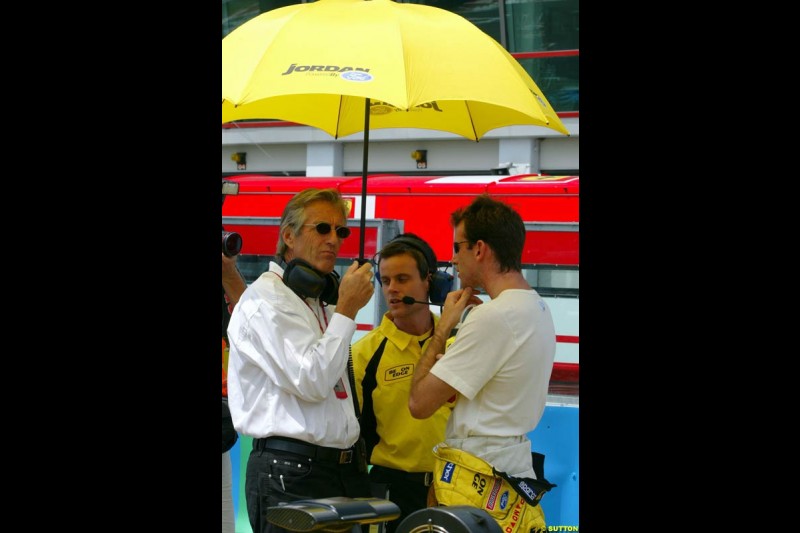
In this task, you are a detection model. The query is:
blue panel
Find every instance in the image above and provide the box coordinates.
[232,435,254,533]
[230,437,241,517]
[527,405,579,528]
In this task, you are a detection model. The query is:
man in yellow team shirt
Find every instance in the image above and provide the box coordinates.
[352,233,455,533]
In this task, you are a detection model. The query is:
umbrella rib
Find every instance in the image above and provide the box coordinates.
[335,95,344,140]
[464,101,479,141]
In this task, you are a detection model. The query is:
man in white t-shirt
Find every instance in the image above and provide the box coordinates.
[408,194,556,530]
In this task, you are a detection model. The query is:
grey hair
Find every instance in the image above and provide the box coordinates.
[276,188,350,258]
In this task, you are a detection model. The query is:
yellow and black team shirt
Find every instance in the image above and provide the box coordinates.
[352,312,457,473]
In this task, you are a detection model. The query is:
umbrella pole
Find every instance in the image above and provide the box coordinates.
[358,97,370,263]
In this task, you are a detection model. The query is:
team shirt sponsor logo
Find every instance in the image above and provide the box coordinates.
[385,364,412,381]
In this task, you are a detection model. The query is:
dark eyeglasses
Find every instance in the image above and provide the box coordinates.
[304,222,351,239]
[453,240,471,254]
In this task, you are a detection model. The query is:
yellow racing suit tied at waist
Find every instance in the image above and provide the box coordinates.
[430,443,556,533]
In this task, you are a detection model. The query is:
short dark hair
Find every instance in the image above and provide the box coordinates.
[376,232,437,282]
[451,195,525,272]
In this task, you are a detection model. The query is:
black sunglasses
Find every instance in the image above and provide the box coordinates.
[304,222,351,239]
[453,240,471,254]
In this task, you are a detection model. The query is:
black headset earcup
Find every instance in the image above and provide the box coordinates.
[282,259,326,300]
[282,258,340,305]
[429,270,454,304]
[385,234,453,304]
[319,270,340,305]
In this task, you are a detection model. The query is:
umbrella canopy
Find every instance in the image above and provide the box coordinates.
[222,0,570,258]
[223,0,568,138]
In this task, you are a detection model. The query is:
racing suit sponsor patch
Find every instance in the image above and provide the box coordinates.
[440,461,455,483]
[485,478,503,510]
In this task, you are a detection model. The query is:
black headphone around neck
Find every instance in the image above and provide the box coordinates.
[279,257,340,305]
[379,234,453,305]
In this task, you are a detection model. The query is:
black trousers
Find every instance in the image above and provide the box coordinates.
[246,443,372,533]
[369,465,432,533]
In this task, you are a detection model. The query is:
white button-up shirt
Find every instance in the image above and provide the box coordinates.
[227,261,361,449]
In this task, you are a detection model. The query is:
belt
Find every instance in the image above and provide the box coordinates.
[371,465,434,487]
[254,436,354,464]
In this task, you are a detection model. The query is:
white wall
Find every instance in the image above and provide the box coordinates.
[342,139,500,174]
[541,137,579,170]
[222,118,579,175]
[223,143,306,174]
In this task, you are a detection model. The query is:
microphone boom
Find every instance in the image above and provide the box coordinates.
[402,296,442,306]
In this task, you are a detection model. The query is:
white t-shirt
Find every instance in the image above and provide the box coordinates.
[430,288,556,476]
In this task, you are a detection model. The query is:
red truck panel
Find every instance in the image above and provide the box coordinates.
[223,173,579,265]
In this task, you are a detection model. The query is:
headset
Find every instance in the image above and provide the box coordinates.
[377,234,453,305]
[279,257,340,305]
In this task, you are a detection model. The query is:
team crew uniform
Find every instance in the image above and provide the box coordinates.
[352,312,455,533]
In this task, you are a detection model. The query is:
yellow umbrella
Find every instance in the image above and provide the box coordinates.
[222,0,570,258]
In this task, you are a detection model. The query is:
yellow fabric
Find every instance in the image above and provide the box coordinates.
[351,313,455,473]
[222,0,568,137]
[431,443,547,533]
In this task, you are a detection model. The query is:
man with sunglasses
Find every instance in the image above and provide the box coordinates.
[226,188,376,533]
[408,195,557,533]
